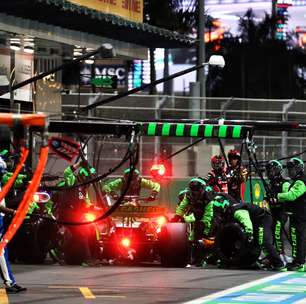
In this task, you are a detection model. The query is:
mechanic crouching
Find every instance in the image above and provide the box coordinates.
[173,178,214,267]
[203,194,286,271]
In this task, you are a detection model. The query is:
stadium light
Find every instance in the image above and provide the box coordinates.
[150,163,166,180]
[208,55,225,68]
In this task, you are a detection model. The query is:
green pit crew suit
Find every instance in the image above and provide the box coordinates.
[54,164,97,263]
[266,160,290,255]
[175,189,214,241]
[56,165,93,213]
[203,195,284,269]
[102,169,160,201]
[174,178,215,265]
[277,157,306,271]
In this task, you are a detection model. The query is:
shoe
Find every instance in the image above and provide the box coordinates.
[280,254,293,265]
[195,260,207,268]
[6,284,27,293]
[254,261,269,271]
[273,265,287,272]
[287,262,305,272]
[217,260,228,269]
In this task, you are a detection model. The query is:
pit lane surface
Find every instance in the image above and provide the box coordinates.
[4,264,273,304]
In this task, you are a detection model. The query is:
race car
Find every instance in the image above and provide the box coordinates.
[101,195,189,267]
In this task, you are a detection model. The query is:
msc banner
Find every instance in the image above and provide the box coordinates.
[67,0,143,22]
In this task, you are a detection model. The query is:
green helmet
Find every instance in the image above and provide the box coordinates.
[123,168,140,181]
[287,157,304,178]
[79,166,96,177]
[123,168,140,175]
[178,189,189,201]
[266,160,283,179]
[188,178,206,192]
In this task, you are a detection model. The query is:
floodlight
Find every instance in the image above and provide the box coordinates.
[208,55,225,68]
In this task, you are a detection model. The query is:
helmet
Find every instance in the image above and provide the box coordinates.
[178,189,189,201]
[188,178,206,201]
[287,157,304,179]
[266,160,283,179]
[123,168,140,180]
[228,149,241,160]
[189,177,206,192]
[211,155,225,171]
[79,166,96,177]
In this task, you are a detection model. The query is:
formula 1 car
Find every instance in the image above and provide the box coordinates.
[101,196,189,267]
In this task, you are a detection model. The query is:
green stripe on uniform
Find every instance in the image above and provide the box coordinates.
[147,123,157,136]
[218,125,227,138]
[190,124,199,137]
[204,125,213,137]
[176,124,185,136]
[232,125,242,138]
[162,123,171,136]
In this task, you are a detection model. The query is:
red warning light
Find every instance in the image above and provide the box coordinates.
[121,238,131,248]
[150,163,166,179]
[156,216,167,226]
[84,212,96,222]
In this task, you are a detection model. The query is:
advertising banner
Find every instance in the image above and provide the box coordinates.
[80,60,128,91]
[67,0,143,22]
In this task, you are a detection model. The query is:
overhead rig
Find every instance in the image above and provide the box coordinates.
[48,119,251,139]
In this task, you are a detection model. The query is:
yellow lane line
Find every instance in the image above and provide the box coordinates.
[79,287,96,299]
[96,295,126,298]
[48,286,83,289]
[0,289,9,304]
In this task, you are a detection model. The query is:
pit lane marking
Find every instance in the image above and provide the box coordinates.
[0,289,9,304]
[183,272,290,304]
[96,295,126,298]
[79,287,95,299]
[48,286,84,289]
[48,285,126,300]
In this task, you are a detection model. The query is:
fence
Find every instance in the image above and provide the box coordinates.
[56,93,306,178]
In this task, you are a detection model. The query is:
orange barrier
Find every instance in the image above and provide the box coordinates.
[0,114,46,127]
[0,113,48,253]
[0,146,49,253]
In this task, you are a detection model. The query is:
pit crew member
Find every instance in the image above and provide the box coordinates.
[203,155,228,193]
[277,157,306,271]
[265,160,290,259]
[203,195,286,271]
[226,149,248,200]
[102,168,160,202]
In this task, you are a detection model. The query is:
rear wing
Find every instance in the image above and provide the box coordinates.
[112,205,167,218]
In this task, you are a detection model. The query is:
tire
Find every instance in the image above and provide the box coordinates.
[159,223,188,267]
[14,219,49,264]
[215,222,260,267]
[63,228,87,265]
